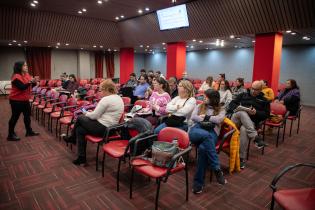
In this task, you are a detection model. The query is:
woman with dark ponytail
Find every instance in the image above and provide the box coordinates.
[189,89,227,194]
[7,61,39,141]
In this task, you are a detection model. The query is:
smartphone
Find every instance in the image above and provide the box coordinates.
[81,107,87,113]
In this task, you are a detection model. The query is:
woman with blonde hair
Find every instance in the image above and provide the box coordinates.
[64,79,124,165]
[154,80,196,134]
[199,76,214,92]
[189,89,227,194]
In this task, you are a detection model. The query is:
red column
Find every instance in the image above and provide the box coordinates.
[166,42,186,79]
[252,33,283,94]
[120,48,134,84]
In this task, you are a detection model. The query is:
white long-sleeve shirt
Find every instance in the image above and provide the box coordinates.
[85,94,124,127]
[219,89,232,108]
[166,96,196,121]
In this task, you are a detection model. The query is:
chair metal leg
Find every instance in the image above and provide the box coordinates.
[43,111,46,127]
[246,139,251,160]
[96,143,100,171]
[117,158,122,192]
[129,167,134,199]
[289,120,293,137]
[155,178,161,210]
[102,152,106,177]
[276,127,280,147]
[297,113,301,134]
[55,119,59,137]
[270,195,275,210]
[185,165,189,201]
[58,123,62,140]
[282,122,286,142]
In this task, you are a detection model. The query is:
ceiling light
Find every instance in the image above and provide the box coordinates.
[234,46,238,48]
[145,7,149,11]
[236,37,241,40]
[220,40,224,47]
[57,42,60,45]
[230,35,235,39]
[286,30,292,33]
[30,3,36,7]
[97,0,103,4]
[252,40,256,43]
[162,42,166,45]
[114,49,117,52]
[100,46,103,48]
[140,45,143,47]
[82,8,87,12]
[33,0,38,3]
[138,9,143,14]
[215,39,219,46]
[8,43,12,46]
[65,43,69,46]
[48,46,51,47]
[115,17,119,20]
[190,46,194,48]
[13,40,17,42]
[108,48,111,51]
[172,0,177,3]
[145,49,147,51]
[146,45,149,48]
[186,45,189,47]
[291,32,296,35]
[120,15,124,18]
[23,40,28,43]
[199,40,203,43]
[302,36,311,40]
[192,39,196,42]
[93,45,97,48]
[78,11,82,14]
[56,46,59,48]
[206,47,209,50]
[80,48,84,50]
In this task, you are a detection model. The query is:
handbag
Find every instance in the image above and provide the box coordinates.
[199,115,216,131]
[164,98,189,127]
[151,141,179,168]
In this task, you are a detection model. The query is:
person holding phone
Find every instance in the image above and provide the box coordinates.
[7,61,39,141]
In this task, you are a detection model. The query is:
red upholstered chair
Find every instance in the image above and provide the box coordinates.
[122,97,131,112]
[287,105,302,137]
[79,79,88,87]
[244,82,252,89]
[196,100,203,105]
[83,89,96,102]
[47,80,56,88]
[85,113,125,171]
[134,99,149,108]
[263,102,289,147]
[46,94,68,132]
[270,163,315,210]
[129,127,192,210]
[31,88,47,111]
[39,80,47,87]
[102,128,153,191]
[35,89,52,121]
[91,84,98,91]
[55,80,62,87]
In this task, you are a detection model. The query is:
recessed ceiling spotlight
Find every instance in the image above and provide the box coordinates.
[146,45,149,48]
[82,8,87,12]
[13,40,17,43]
[206,47,209,50]
[78,11,82,14]
[234,45,238,48]
[48,46,51,48]
[215,39,219,46]
[93,45,97,48]
[236,37,241,40]
[65,43,69,46]
[138,9,143,14]
[33,0,38,3]
[23,40,28,43]
[163,47,166,50]
[190,46,194,48]
[162,42,166,45]
[220,40,224,47]
[100,46,103,48]
[302,36,311,40]
[145,49,147,51]
[120,15,124,18]
[8,43,12,46]
[186,45,189,48]
[199,40,203,43]
[145,7,149,11]
[291,32,296,35]
[56,46,59,48]
[192,39,196,42]
[230,35,235,39]
[80,48,84,50]
[108,48,111,51]
[115,16,119,20]
[114,49,117,52]
[30,3,36,7]
[97,0,103,4]
[252,40,256,43]
[57,42,60,45]
[286,30,292,33]
[140,45,143,47]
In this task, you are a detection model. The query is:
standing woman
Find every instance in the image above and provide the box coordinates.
[7,61,39,141]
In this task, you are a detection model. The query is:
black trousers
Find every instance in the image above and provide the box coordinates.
[8,100,33,135]
[72,115,107,158]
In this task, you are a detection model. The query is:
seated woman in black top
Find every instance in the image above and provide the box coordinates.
[275,79,300,116]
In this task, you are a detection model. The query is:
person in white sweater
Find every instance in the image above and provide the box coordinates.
[218,80,232,109]
[199,76,214,92]
[154,80,196,134]
[64,79,124,165]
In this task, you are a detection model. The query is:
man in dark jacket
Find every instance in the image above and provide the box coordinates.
[227,80,270,169]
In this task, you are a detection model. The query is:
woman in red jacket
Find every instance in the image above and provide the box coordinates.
[7,61,39,141]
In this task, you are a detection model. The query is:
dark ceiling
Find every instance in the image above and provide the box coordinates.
[0,0,314,52]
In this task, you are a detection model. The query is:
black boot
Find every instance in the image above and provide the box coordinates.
[72,156,86,165]
[214,169,227,185]
[25,131,40,137]
[63,135,76,144]
[7,133,20,141]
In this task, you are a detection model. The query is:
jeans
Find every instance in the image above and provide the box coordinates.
[154,122,188,134]
[189,123,219,188]
[8,100,33,135]
[72,115,107,158]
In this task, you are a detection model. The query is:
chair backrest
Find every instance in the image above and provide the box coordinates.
[79,79,88,86]
[56,80,62,87]
[122,97,131,105]
[40,88,47,95]
[84,83,91,89]
[48,80,55,87]
[51,91,60,99]
[67,97,77,106]
[32,86,38,93]
[36,87,42,94]
[196,100,203,105]
[244,82,252,89]
[216,123,235,152]
[45,90,52,98]
[158,127,190,149]
[59,94,68,103]
[91,85,98,90]
[134,100,149,108]
[270,102,287,116]
[39,80,47,87]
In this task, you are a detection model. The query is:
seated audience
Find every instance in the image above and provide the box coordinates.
[232,78,247,99]
[60,73,69,89]
[124,73,138,88]
[214,73,225,90]
[275,79,300,116]
[168,77,178,99]
[154,80,196,134]
[132,75,150,103]
[148,70,154,77]
[154,71,165,79]
[189,89,227,194]
[199,76,214,92]
[65,74,79,94]
[261,80,275,101]
[138,69,146,80]
[63,79,124,165]
[227,81,270,169]
[218,80,232,108]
